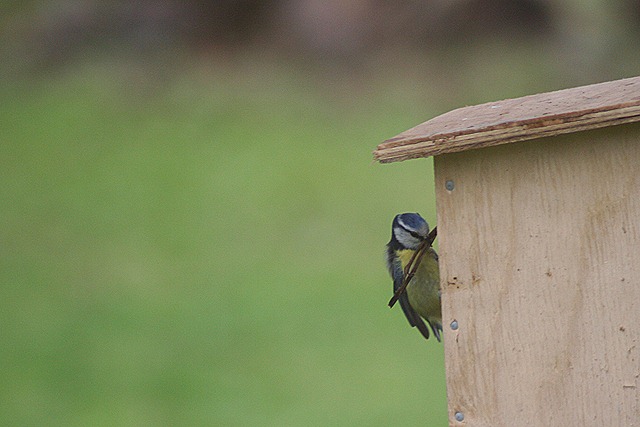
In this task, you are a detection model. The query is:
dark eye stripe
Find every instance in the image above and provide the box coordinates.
[399,223,426,241]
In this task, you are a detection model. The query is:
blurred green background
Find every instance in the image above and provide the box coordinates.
[2,1,640,426]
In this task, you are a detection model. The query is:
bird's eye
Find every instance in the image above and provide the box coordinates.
[407,228,426,240]
[395,228,421,249]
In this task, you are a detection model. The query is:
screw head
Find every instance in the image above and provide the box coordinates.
[455,411,464,422]
[445,180,455,191]
[450,320,459,330]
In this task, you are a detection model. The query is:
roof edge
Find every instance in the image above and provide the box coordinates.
[374,76,640,163]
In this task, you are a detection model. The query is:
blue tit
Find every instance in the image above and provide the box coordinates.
[386,213,442,341]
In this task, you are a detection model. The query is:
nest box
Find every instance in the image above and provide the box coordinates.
[375,76,640,426]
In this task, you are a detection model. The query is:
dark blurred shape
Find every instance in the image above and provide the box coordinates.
[1,0,282,74]
[2,1,189,72]
[430,0,552,40]
[1,0,639,74]
[270,0,552,59]
[183,0,274,46]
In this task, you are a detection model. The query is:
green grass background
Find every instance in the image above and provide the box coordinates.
[1,55,448,426]
[1,44,637,425]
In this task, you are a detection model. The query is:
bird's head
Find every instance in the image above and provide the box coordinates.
[390,213,429,251]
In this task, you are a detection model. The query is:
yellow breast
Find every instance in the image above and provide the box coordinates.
[397,248,441,322]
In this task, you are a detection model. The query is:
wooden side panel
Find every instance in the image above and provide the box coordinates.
[434,123,640,426]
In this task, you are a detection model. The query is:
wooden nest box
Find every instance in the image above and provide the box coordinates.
[375,76,640,426]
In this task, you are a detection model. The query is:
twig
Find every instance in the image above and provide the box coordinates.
[388,226,437,308]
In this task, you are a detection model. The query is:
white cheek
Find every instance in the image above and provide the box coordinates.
[396,229,420,249]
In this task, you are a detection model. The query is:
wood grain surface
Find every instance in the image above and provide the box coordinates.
[434,123,640,426]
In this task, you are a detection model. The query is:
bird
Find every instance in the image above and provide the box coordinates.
[386,213,442,341]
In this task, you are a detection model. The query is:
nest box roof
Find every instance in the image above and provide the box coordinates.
[374,76,640,163]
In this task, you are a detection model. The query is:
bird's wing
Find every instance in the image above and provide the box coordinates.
[425,248,442,342]
[401,291,432,340]
[387,248,431,340]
